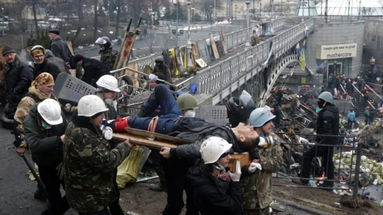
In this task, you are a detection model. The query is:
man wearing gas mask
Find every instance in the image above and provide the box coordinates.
[62,95,132,215]
[241,106,283,215]
[96,75,120,120]
[300,91,339,189]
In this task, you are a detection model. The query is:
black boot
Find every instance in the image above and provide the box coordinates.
[34,184,47,201]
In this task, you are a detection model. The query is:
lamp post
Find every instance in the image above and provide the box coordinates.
[213,0,217,23]
[187,0,191,49]
[173,0,179,47]
[245,1,251,46]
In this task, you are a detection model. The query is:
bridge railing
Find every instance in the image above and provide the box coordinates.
[193,18,314,103]
[113,18,290,79]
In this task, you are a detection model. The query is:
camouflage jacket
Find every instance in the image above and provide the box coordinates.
[62,121,130,213]
[100,47,118,70]
[250,34,262,46]
[241,133,283,210]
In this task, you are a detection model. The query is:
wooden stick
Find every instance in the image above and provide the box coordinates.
[112,133,178,150]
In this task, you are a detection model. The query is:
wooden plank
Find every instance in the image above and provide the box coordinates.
[228,153,251,172]
[124,127,191,145]
[66,41,75,56]
[209,34,220,60]
[192,42,200,60]
[220,31,228,54]
[113,132,178,150]
[115,18,141,69]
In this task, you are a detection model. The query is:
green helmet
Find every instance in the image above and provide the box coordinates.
[177,93,198,111]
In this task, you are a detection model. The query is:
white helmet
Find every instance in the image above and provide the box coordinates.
[95,36,111,45]
[96,75,120,93]
[78,95,109,117]
[37,98,63,125]
[200,136,232,164]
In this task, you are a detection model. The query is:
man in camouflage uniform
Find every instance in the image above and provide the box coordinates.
[241,106,283,215]
[250,30,262,46]
[95,36,118,70]
[63,95,132,215]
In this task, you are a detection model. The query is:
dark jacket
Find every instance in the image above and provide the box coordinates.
[46,55,69,75]
[34,58,64,80]
[81,58,110,87]
[186,163,242,215]
[316,104,339,145]
[170,118,242,162]
[51,37,72,62]
[153,62,171,83]
[4,56,34,109]
[23,104,67,166]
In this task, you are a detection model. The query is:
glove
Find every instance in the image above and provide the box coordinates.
[248,162,262,173]
[228,160,242,182]
[103,118,129,132]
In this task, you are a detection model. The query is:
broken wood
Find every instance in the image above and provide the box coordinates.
[228,153,251,172]
[209,34,220,60]
[220,31,228,54]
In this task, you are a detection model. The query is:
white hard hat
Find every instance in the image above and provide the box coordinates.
[78,95,109,117]
[95,36,110,45]
[37,98,63,125]
[96,75,120,92]
[200,136,232,164]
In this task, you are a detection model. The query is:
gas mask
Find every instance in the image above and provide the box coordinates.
[258,135,273,148]
[105,98,117,110]
[316,100,326,113]
[184,110,196,118]
[100,124,113,140]
[41,121,52,130]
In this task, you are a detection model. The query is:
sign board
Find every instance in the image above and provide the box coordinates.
[316,43,357,60]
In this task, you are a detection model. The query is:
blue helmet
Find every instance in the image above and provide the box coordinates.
[318,91,334,104]
[248,106,275,127]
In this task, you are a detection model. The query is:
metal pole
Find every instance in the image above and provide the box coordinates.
[325,0,328,23]
[253,0,255,16]
[187,1,191,49]
[246,1,250,46]
[352,135,362,197]
[175,0,179,47]
[214,0,217,23]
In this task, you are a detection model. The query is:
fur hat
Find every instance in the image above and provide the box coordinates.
[32,72,54,87]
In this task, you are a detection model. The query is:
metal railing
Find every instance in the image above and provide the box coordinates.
[273,131,366,198]
[192,18,314,105]
[112,18,314,113]
[111,18,291,79]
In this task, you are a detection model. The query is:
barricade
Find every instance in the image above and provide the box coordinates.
[272,131,367,198]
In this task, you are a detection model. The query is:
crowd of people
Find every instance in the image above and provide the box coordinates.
[0,28,345,215]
